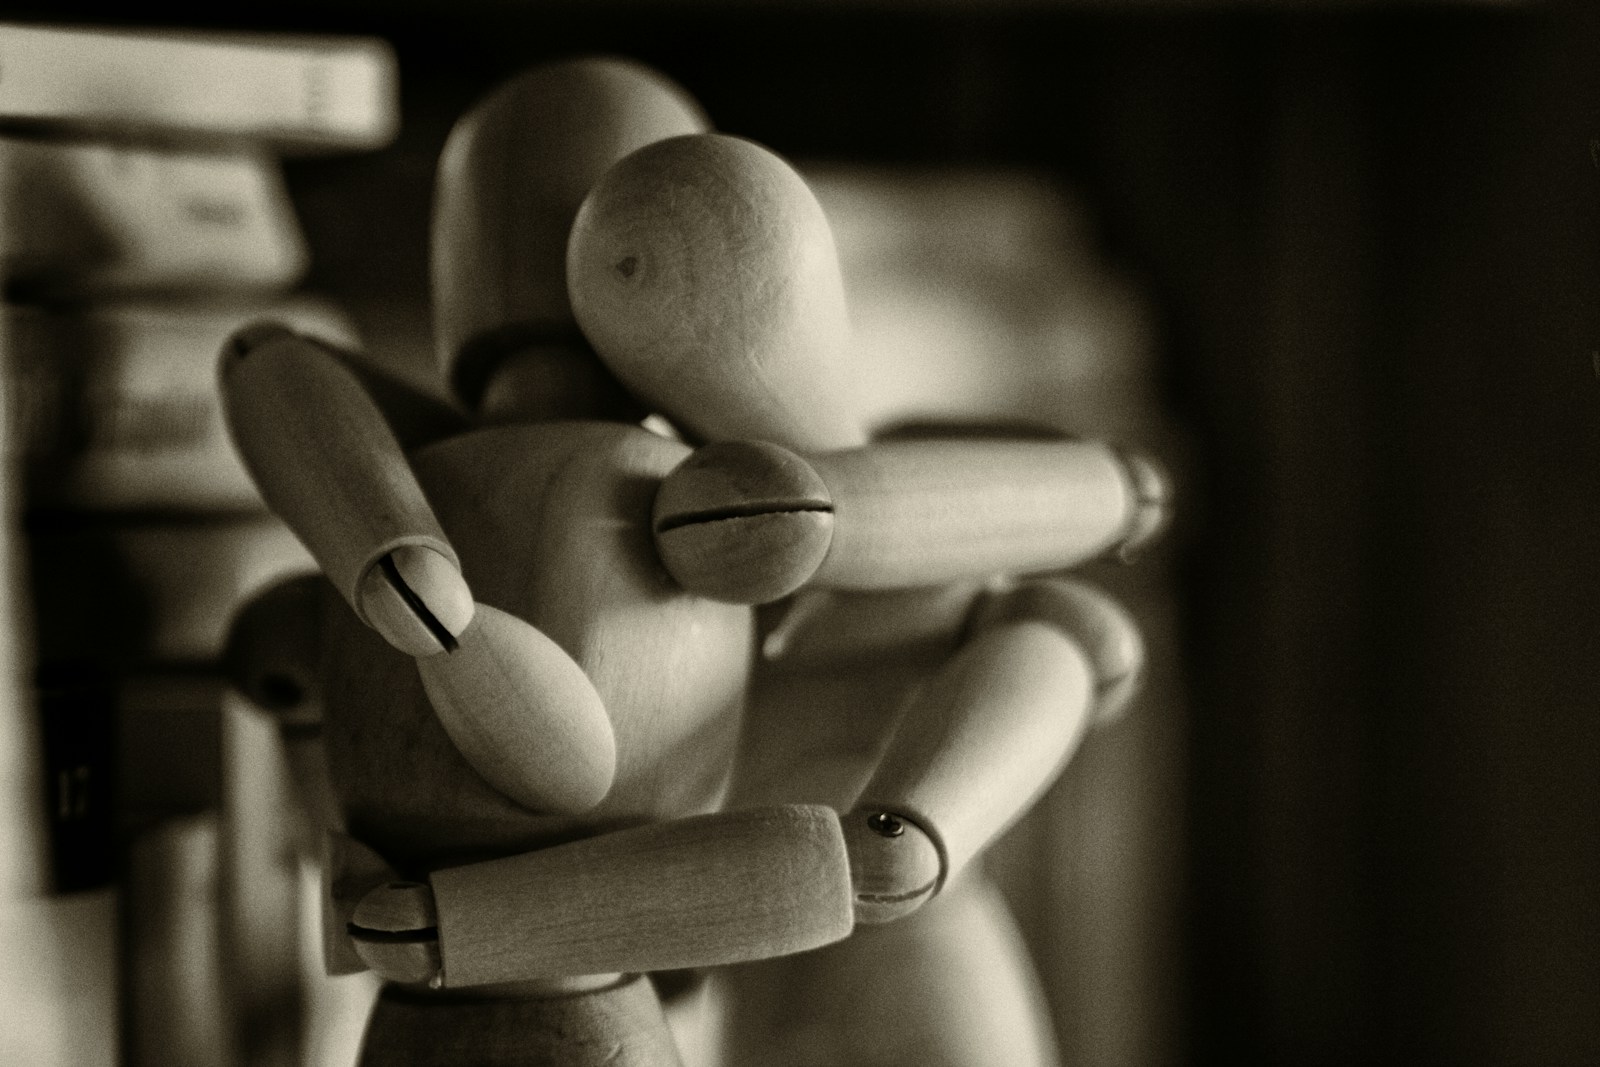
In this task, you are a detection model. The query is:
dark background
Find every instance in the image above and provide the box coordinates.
[17,3,1600,1063]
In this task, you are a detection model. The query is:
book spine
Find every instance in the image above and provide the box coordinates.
[0,23,398,151]
[1,138,309,297]
[6,298,358,511]
[0,304,49,896]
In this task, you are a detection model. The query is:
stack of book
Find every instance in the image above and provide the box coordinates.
[0,22,398,1066]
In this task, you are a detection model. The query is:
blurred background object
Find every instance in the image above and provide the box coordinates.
[0,21,392,1067]
[3,2,1599,1066]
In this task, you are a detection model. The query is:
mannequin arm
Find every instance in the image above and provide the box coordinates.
[652,437,1169,603]
[219,325,616,814]
[343,578,1142,984]
[220,322,473,654]
[846,576,1143,916]
[343,805,856,988]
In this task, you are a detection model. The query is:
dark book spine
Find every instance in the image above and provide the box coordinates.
[37,664,117,893]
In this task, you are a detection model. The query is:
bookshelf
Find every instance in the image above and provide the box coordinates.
[0,22,396,1067]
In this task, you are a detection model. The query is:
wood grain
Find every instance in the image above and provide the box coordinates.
[652,440,835,604]
[568,133,865,452]
[219,324,461,627]
[432,58,708,408]
[719,868,1062,1067]
[650,435,1143,601]
[812,437,1139,588]
[429,805,853,987]
[322,421,751,872]
[415,602,616,816]
[356,974,683,1067]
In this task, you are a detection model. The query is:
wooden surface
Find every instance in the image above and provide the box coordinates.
[857,617,1095,882]
[971,576,1145,723]
[651,440,835,604]
[348,875,443,987]
[810,438,1139,587]
[819,441,1145,591]
[414,602,616,815]
[325,831,404,977]
[651,436,1144,601]
[322,421,751,871]
[431,57,708,407]
[219,325,460,626]
[429,805,854,986]
[357,974,683,1067]
[569,133,865,451]
[839,806,942,923]
[355,544,474,658]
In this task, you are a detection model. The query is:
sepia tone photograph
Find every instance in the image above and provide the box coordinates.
[0,1,1595,1064]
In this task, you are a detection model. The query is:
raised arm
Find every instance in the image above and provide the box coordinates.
[218,325,615,814]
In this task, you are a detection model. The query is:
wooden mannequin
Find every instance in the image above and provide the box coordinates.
[565,131,1159,1066]
[220,59,1166,1066]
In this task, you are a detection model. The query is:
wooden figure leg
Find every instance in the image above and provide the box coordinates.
[357,974,683,1067]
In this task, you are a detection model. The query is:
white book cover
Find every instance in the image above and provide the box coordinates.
[0,23,398,151]
[0,136,309,295]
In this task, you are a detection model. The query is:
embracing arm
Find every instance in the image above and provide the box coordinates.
[342,576,1141,987]
[652,436,1169,603]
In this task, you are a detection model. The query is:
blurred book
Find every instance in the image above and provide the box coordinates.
[0,20,399,1067]
[0,137,309,297]
[808,166,1159,441]
[0,262,118,1067]
[6,298,357,511]
[125,814,230,1067]
[0,303,47,898]
[0,23,398,152]
[0,886,118,1066]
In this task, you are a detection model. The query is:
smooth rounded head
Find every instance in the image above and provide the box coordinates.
[432,57,710,408]
[569,133,865,451]
[653,440,835,604]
